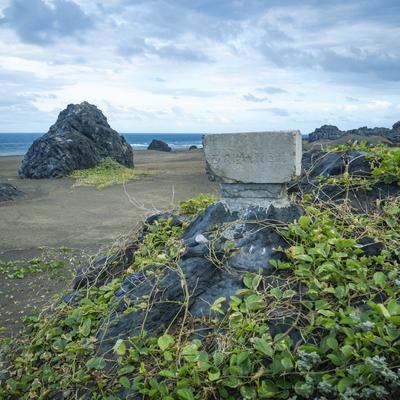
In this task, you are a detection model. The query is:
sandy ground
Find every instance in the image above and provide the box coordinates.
[0,150,217,336]
[0,150,216,257]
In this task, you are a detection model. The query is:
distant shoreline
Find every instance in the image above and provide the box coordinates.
[0,133,203,157]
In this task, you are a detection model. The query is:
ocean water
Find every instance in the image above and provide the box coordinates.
[0,133,203,156]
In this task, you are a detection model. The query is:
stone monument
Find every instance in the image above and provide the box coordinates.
[87,130,305,354]
[203,131,302,209]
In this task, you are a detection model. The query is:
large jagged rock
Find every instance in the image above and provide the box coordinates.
[19,102,134,178]
[67,148,398,359]
[0,183,24,202]
[97,201,303,355]
[308,125,343,142]
[308,121,400,143]
[147,139,171,152]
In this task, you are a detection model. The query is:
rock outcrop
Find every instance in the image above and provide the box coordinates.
[19,102,134,178]
[308,125,343,141]
[98,202,302,353]
[189,145,198,150]
[300,149,371,177]
[0,183,24,202]
[290,149,399,210]
[308,121,400,143]
[147,139,171,152]
[65,200,301,358]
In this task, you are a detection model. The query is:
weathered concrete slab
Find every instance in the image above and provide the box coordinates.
[203,131,302,184]
[203,131,302,208]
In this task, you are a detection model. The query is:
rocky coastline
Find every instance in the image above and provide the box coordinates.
[308,120,400,143]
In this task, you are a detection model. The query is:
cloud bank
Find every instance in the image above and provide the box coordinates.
[0,0,399,133]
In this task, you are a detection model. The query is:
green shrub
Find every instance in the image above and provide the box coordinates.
[326,144,400,187]
[179,193,218,216]
[370,147,400,185]
[0,258,64,279]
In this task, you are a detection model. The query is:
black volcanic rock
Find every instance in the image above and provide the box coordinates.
[346,126,391,138]
[147,139,171,152]
[308,121,400,143]
[391,121,400,142]
[392,121,400,131]
[73,243,137,290]
[97,202,303,354]
[19,102,134,178]
[0,183,24,202]
[291,149,399,210]
[308,125,342,142]
[300,149,371,179]
[189,145,198,150]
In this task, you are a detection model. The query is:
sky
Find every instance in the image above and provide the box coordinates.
[0,0,399,134]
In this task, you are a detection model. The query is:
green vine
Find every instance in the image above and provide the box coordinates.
[1,168,400,399]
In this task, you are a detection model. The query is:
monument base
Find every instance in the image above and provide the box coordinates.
[219,183,290,210]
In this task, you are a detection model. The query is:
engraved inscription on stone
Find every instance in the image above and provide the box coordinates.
[204,131,302,184]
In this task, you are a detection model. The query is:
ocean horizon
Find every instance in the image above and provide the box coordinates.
[0,133,203,156]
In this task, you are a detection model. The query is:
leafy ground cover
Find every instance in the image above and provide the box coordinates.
[329,142,400,186]
[0,247,72,280]
[1,147,400,399]
[0,247,86,340]
[69,157,156,189]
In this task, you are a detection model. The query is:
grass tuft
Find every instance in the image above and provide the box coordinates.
[179,193,218,215]
[69,157,156,189]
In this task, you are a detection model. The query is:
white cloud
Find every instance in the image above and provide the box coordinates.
[0,0,399,133]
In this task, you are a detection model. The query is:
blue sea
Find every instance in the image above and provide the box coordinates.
[0,133,203,156]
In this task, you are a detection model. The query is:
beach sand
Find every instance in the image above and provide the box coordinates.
[0,150,216,258]
[0,150,216,335]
